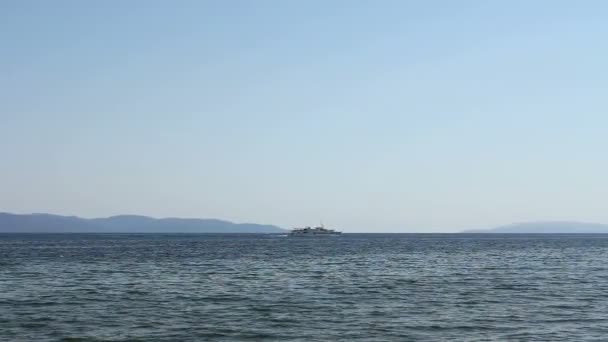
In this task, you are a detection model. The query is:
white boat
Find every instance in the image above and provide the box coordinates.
[289,224,341,236]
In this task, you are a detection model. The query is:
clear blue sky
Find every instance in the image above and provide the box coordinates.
[1,1,607,232]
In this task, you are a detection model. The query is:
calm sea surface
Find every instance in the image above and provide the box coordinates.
[2,233,608,341]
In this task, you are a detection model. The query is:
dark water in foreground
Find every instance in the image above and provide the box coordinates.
[2,234,608,341]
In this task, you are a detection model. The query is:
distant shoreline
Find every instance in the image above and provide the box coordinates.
[461,221,608,234]
[0,212,286,234]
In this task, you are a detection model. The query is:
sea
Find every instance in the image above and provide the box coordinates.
[2,233,608,341]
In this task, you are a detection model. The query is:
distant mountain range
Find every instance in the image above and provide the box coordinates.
[0,213,286,233]
[462,221,608,233]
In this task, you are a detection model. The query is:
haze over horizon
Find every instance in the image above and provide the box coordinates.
[2,1,608,232]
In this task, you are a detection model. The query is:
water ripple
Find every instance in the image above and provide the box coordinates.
[2,233,608,341]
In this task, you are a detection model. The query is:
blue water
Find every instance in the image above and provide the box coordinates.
[2,233,608,341]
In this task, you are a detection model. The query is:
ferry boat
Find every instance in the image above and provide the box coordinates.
[289,224,341,236]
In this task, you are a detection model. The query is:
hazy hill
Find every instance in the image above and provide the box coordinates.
[462,221,608,233]
[0,213,285,233]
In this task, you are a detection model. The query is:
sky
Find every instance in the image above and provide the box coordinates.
[1,1,608,232]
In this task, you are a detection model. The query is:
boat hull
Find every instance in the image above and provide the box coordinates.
[288,232,342,237]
